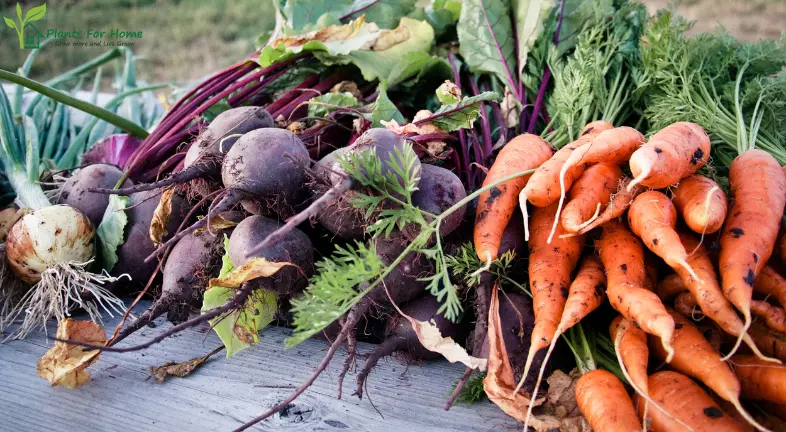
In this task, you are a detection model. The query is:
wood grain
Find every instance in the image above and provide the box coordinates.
[0,301,517,431]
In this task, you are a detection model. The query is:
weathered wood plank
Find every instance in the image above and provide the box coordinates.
[0,302,517,431]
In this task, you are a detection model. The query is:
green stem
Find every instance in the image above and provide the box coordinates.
[0,69,149,138]
[7,167,49,209]
[44,48,124,88]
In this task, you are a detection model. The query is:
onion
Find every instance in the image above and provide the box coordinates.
[6,205,95,284]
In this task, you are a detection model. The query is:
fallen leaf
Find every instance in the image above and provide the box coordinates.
[409,317,487,370]
[150,346,224,383]
[330,81,362,98]
[208,257,293,289]
[270,15,380,53]
[483,286,542,422]
[500,87,521,128]
[287,121,306,134]
[0,208,24,242]
[37,319,107,389]
[436,80,462,104]
[149,188,175,246]
[529,414,590,432]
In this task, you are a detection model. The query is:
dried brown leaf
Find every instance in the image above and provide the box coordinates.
[330,81,362,99]
[149,346,224,383]
[407,318,487,370]
[208,258,293,289]
[37,319,106,389]
[273,16,379,49]
[500,87,521,128]
[149,188,175,246]
[483,287,542,422]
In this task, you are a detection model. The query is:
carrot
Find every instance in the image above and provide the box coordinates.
[674,291,701,318]
[628,191,701,281]
[575,369,642,432]
[520,120,613,240]
[749,322,786,363]
[565,177,644,237]
[610,316,649,395]
[779,232,786,265]
[637,371,746,432]
[513,203,584,396]
[523,254,606,426]
[657,273,688,301]
[644,252,660,291]
[675,232,777,362]
[597,219,675,361]
[550,126,645,243]
[754,266,786,310]
[751,301,786,333]
[720,150,786,349]
[628,122,711,190]
[474,134,553,264]
[560,163,624,233]
[672,175,728,235]
[649,309,770,431]
[732,355,786,405]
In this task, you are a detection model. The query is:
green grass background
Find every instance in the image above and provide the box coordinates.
[0,0,275,86]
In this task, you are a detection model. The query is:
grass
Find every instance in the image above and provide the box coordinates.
[0,0,275,86]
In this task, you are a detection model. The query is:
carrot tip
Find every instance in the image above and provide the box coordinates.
[677,260,703,284]
[470,251,492,278]
[519,189,530,242]
[573,202,602,232]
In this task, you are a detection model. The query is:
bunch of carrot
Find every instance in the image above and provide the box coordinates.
[474,121,786,431]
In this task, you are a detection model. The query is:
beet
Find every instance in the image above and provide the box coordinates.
[110,189,189,291]
[94,107,274,196]
[227,215,314,296]
[403,164,467,241]
[354,293,467,397]
[58,164,130,226]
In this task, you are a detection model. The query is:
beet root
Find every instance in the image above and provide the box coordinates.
[354,293,467,398]
[58,164,130,226]
[110,189,189,292]
[95,107,274,195]
[403,163,467,241]
[221,128,309,218]
[227,215,314,296]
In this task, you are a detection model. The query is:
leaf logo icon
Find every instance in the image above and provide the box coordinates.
[4,3,47,49]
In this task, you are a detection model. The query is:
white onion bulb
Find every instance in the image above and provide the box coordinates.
[5,205,95,283]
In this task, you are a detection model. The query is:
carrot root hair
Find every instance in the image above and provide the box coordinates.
[722,313,752,362]
[519,188,530,241]
[628,162,652,192]
[513,347,538,396]
[613,329,693,430]
[730,397,773,432]
[523,330,562,431]
[470,251,493,278]
[573,203,601,232]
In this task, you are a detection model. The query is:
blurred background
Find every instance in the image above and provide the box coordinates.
[0,0,783,87]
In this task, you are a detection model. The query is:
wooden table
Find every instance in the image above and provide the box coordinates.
[0,301,518,431]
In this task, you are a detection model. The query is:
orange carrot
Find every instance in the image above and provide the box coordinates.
[644,252,660,291]
[628,191,700,280]
[732,355,786,405]
[597,219,675,361]
[560,163,624,233]
[576,369,642,432]
[610,316,649,395]
[779,232,786,265]
[551,126,645,242]
[674,291,701,318]
[474,134,553,263]
[513,203,584,395]
[649,309,769,431]
[751,301,786,333]
[720,150,786,348]
[672,175,728,235]
[657,273,688,301]
[754,266,786,310]
[628,122,711,190]
[675,232,776,362]
[637,371,745,432]
[749,322,786,363]
[568,177,644,237]
[523,254,606,427]
[520,121,613,240]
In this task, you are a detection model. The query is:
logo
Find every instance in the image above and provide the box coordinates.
[4,3,47,49]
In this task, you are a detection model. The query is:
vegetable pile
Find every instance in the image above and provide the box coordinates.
[3,0,786,430]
